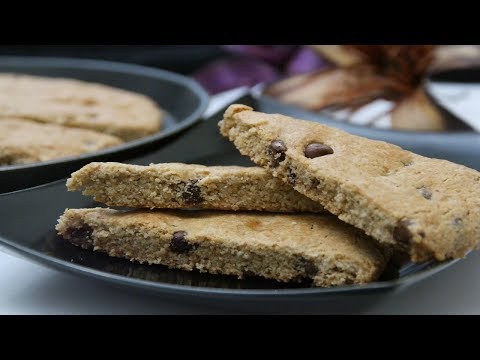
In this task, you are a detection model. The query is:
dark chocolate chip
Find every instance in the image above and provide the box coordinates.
[310,178,320,190]
[393,220,413,244]
[269,140,287,167]
[419,186,432,200]
[182,180,204,204]
[304,143,333,158]
[304,261,319,277]
[287,168,297,185]
[270,140,287,153]
[418,231,426,238]
[298,257,319,277]
[169,231,194,253]
[65,225,94,249]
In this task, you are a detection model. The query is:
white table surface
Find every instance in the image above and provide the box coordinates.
[1,87,480,314]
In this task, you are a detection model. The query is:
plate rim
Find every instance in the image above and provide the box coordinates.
[0,55,210,172]
[257,92,478,138]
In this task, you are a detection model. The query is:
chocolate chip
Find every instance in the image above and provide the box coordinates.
[304,143,333,158]
[182,180,203,204]
[270,140,287,153]
[287,168,297,185]
[269,140,287,167]
[304,261,319,277]
[65,225,94,249]
[169,231,194,253]
[419,186,432,200]
[298,257,319,277]
[453,217,463,226]
[393,220,413,244]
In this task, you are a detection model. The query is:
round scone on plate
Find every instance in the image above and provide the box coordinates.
[0,73,165,141]
[0,117,123,165]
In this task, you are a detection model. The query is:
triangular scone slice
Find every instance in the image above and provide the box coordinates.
[219,104,480,262]
[56,208,387,287]
[67,162,324,213]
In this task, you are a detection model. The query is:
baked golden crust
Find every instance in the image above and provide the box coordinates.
[56,208,387,287]
[0,73,164,141]
[219,104,480,261]
[67,162,325,212]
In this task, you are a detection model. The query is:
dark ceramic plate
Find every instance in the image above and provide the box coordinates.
[0,95,460,300]
[0,56,209,193]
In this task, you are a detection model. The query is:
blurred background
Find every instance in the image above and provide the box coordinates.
[3,45,480,133]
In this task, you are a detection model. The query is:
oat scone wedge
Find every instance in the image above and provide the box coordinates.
[0,73,164,141]
[67,162,324,213]
[219,104,480,262]
[0,118,123,165]
[56,208,387,287]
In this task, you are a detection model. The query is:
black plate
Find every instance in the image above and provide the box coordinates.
[0,56,209,193]
[0,95,460,300]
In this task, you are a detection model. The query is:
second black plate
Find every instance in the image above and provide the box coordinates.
[0,56,209,193]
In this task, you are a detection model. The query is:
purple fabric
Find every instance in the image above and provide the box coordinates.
[285,47,330,75]
[222,45,297,66]
[194,57,280,94]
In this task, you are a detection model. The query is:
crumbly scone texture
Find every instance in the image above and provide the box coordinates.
[219,104,480,262]
[67,162,325,213]
[0,118,123,165]
[0,73,164,141]
[56,208,387,287]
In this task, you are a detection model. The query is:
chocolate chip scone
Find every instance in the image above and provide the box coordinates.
[67,162,324,212]
[0,73,164,141]
[56,208,387,286]
[219,104,480,262]
[0,118,123,165]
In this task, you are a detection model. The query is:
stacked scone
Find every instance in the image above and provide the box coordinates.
[56,104,480,287]
[0,74,164,166]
